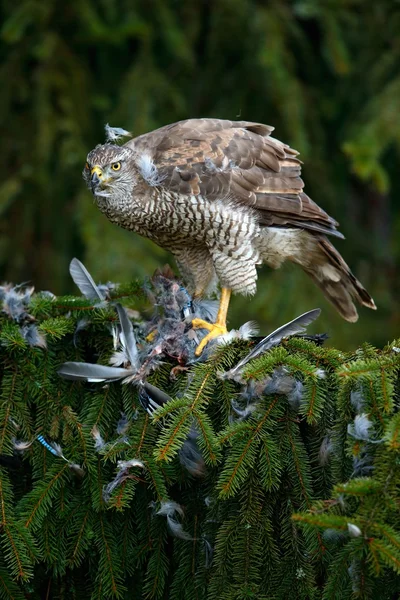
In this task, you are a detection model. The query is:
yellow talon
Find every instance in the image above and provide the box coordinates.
[192,287,232,356]
[192,320,228,355]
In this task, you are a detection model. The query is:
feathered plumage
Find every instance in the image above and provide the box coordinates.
[84,118,376,325]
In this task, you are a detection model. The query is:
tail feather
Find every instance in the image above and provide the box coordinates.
[293,237,376,322]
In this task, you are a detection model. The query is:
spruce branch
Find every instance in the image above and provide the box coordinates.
[19,464,70,531]
[0,473,36,581]
[1,269,400,597]
[0,563,25,599]
[217,397,281,498]
[368,539,400,575]
[93,514,126,599]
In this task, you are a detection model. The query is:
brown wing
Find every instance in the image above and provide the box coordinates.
[125,118,343,239]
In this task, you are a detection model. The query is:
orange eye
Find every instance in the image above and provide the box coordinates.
[111,162,121,171]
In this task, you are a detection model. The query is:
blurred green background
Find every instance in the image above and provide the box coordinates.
[1,0,399,348]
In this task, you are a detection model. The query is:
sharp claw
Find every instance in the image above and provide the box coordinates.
[192,319,228,356]
[191,318,214,332]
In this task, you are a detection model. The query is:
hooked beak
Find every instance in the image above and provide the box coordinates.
[91,165,105,192]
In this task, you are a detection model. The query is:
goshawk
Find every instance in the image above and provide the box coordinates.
[84,118,376,354]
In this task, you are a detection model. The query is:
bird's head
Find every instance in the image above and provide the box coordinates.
[83,144,136,201]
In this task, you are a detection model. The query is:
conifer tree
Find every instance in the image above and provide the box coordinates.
[0,267,399,599]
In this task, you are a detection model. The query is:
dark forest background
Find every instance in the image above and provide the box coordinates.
[0,0,399,348]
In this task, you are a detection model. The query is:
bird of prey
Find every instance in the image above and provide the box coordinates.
[84,118,376,354]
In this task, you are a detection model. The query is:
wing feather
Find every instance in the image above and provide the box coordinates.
[125,118,343,239]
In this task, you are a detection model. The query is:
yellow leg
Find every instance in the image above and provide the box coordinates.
[192,288,232,356]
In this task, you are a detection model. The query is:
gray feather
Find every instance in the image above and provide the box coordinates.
[115,303,139,370]
[226,309,321,376]
[142,382,172,406]
[58,362,132,382]
[156,501,192,540]
[104,124,131,142]
[69,258,105,301]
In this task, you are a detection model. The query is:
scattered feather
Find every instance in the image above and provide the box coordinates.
[117,458,145,470]
[347,414,373,441]
[222,309,321,379]
[69,258,105,301]
[109,350,128,368]
[139,387,161,415]
[115,303,139,369]
[351,452,374,477]
[105,123,131,142]
[13,439,33,452]
[318,436,333,466]
[9,418,20,431]
[51,442,67,459]
[350,387,365,412]
[137,154,167,186]
[219,321,259,345]
[246,367,304,410]
[103,458,145,501]
[178,424,205,477]
[111,323,120,350]
[37,290,56,300]
[69,463,85,477]
[204,156,236,173]
[1,285,35,323]
[157,500,183,518]
[322,529,346,543]
[97,281,117,297]
[143,382,172,407]
[230,399,259,421]
[20,324,47,348]
[58,361,133,383]
[347,523,362,537]
[157,501,192,540]
[238,321,259,339]
[116,413,129,435]
[37,436,84,476]
[178,285,193,319]
[348,560,362,594]
[91,426,106,452]
[287,381,304,410]
[37,435,61,457]
[263,367,296,395]
[296,568,306,579]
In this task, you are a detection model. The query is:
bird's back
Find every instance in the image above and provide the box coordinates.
[124,118,343,240]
